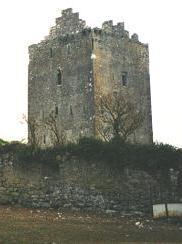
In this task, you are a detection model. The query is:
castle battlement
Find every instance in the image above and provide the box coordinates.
[29,8,145,55]
[43,8,140,43]
[48,8,86,39]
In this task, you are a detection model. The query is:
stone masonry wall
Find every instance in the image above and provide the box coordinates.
[1,153,180,215]
[28,9,95,147]
[92,24,152,144]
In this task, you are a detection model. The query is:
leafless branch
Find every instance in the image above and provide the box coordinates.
[45,112,66,146]
[96,90,144,142]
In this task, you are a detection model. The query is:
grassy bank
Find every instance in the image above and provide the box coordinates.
[1,137,181,175]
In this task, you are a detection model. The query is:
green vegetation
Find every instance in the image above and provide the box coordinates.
[1,137,181,175]
[0,138,8,146]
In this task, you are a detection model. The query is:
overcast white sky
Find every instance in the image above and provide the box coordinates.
[0,0,181,147]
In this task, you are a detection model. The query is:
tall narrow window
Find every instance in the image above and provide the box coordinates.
[50,48,53,58]
[57,68,63,85]
[43,135,46,144]
[91,38,94,49]
[70,105,73,116]
[67,44,71,55]
[55,106,58,116]
[122,72,127,86]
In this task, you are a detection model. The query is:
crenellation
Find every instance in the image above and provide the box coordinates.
[61,8,73,16]
[102,20,113,32]
[73,12,79,19]
[45,10,139,44]
[117,22,125,30]
[47,8,87,40]
[123,30,129,38]
[131,33,139,42]
[102,21,129,38]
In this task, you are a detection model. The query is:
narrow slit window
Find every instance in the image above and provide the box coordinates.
[91,38,94,49]
[43,135,46,144]
[50,48,53,58]
[57,68,63,85]
[122,72,127,86]
[70,105,73,116]
[67,44,71,55]
[55,106,58,116]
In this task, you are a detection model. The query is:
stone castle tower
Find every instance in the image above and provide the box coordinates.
[28,8,153,146]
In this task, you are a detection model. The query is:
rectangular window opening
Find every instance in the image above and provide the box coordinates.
[122,72,127,86]
[55,106,58,116]
[67,44,71,55]
[57,68,63,85]
[50,48,53,58]
[43,135,46,144]
[70,105,73,116]
[91,38,94,49]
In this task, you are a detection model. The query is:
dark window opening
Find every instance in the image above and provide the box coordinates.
[50,48,53,58]
[70,105,73,116]
[67,44,71,55]
[57,69,63,85]
[55,106,58,116]
[122,72,127,86]
[43,135,46,144]
[91,38,94,49]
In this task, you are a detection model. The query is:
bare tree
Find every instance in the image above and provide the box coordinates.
[22,114,40,149]
[45,112,66,146]
[96,91,144,142]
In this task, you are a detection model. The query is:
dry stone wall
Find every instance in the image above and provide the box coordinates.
[1,153,180,215]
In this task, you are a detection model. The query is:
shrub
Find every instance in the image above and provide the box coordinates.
[1,137,181,177]
[0,138,8,146]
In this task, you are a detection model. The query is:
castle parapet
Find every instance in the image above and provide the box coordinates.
[117,22,125,30]
[42,8,141,44]
[102,20,113,32]
[131,33,139,42]
[48,8,86,39]
[61,8,73,16]
[113,23,128,37]
[102,20,130,38]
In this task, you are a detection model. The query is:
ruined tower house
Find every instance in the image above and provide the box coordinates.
[28,8,153,146]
